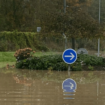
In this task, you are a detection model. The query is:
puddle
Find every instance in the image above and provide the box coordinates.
[0,68,105,105]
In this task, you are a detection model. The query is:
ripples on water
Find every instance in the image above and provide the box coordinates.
[0,69,105,105]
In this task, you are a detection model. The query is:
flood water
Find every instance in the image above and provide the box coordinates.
[0,68,105,105]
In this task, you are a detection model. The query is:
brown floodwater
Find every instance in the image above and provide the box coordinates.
[0,68,105,105]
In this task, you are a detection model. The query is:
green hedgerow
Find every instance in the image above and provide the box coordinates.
[15,54,105,71]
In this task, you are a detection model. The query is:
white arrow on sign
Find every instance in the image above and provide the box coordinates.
[65,53,75,60]
[64,82,74,89]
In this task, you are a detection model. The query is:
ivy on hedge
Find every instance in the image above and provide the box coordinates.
[0,31,49,51]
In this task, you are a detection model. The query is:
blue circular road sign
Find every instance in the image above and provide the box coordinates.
[62,48,77,64]
[62,78,77,92]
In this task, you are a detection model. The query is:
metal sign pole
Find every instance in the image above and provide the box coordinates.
[64,0,66,50]
[64,0,66,14]
[63,33,67,50]
[68,64,70,77]
[64,0,70,75]
[66,37,67,49]
[98,0,101,57]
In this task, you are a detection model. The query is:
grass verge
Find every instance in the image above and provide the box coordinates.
[0,51,62,68]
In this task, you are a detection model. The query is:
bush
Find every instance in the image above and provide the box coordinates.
[71,62,82,71]
[88,65,94,70]
[15,53,104,71]
[77,54,104,66]
[14,48,35,61]
[15,54,82,71]
[16,54,68,70]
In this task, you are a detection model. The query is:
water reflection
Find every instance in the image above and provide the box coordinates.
[13,74,32,86]
[62,69,77,100]
[0,68,104,105]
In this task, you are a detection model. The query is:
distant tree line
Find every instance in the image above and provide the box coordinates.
[0,0,104,38]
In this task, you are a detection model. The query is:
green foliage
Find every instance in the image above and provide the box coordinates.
[40,0,102,38]
[77,54,104,66]
[15,53,104,71]
[16,61,23,69]
[0,52,16,62]
[37,45,49,51]
[0,31,49,51]
[16,54,68,70]
[88,65,94,70]
[48,66,53,70]
[71,62,82,71]
[0,0,104,39]
[0,39,8,51]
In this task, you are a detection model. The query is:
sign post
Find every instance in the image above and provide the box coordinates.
[68,64,70,76]
[63,33,67,50]
[62,48,77,99]
[98,0,101,57]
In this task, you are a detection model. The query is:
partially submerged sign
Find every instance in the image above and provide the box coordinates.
[62,48,77,64]
[77,48,88,54]
[62,49,77,99]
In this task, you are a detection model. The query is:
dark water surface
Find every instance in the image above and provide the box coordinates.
[0,69,105,105]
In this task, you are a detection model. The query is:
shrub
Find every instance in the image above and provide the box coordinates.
[77,54,104,66]
[71,62,82,71]
[14,48,35,61]
[88,65,94,70]
[15,54,82,71]
[15,54,104,71]
[16,54,68,70]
